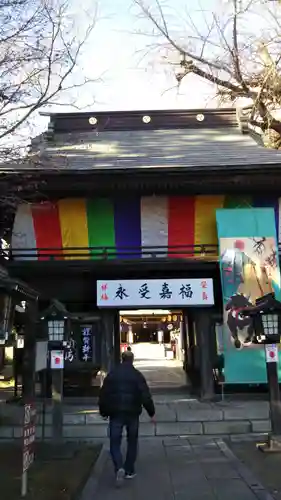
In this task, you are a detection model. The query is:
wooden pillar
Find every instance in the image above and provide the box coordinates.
[101,310,115,373]
[194,309,214,400]
[22,300,38,402]
[52,367,64,444]
[113,311,121,365]
[182,311,189,372]
[187,313,196,369]
[94,319,102,367]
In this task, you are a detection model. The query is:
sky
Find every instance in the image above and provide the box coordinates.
[3,0,227,150]
[51,0,219,112]
[37,0,219,131]
[36,0,280,132]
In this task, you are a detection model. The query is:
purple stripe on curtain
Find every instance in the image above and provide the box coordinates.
[114,198,141,258]
[253,197,279,240]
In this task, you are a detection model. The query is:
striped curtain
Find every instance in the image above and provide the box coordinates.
[11,195,281,260]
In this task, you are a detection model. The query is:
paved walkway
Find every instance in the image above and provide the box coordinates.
[92,437,274,499]
[134,358,188,391]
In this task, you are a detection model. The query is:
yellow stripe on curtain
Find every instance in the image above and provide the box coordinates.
[194,196,225,248]
[58,199,89,260]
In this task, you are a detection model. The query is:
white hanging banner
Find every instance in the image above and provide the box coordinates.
[97,278,214,308]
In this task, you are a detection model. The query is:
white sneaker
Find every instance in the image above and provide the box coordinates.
[125,472,137,479]
[115,468,125,487]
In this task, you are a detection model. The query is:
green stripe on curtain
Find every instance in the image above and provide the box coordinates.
[223,196,253,208]
[87,198,115,259]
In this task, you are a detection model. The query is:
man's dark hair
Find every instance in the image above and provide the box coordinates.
[121,350,134,363]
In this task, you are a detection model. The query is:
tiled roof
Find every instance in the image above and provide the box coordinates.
[24,127,281,172]
[2,105,281,173]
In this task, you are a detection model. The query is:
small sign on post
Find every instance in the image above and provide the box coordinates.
[265,344,278,363]
[22,402,36,497]
[50,350,64,370]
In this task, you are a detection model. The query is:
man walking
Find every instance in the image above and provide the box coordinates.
[98,350,155,486]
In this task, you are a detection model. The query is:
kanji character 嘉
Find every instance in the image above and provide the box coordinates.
[160,282,172,299]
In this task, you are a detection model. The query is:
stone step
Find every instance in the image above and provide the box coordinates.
[0,399,271,421]
[0,418,271,441]
[0,399,272,441]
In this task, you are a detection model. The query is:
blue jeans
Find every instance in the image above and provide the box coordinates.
[109,415,139,474]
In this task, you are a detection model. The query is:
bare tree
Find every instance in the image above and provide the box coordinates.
[0,0,98,161]
[134,0,281,148]
[0,0,99,241]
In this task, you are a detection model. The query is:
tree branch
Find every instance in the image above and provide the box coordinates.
[135,0,281,129]
[179,60,253,97]
[135,0,236,76]
[0,0,98,147]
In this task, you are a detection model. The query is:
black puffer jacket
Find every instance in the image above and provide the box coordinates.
[99,362,155,418]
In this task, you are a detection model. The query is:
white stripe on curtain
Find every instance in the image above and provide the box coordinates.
[11,204,37,260]
[141,196,168,258]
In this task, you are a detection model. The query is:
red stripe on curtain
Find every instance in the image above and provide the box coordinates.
[31,202,63,260]
[168,197,195,258]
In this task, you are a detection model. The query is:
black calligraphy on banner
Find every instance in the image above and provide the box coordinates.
[160,282,172,299]
[64,336,76,363]
[139,283,151,299]
[79,326,93,362]
[115,284,128,300]
[179,284,193,299]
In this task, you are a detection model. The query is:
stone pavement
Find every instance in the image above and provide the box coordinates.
[134,358,188,390]
[91,437,274,500]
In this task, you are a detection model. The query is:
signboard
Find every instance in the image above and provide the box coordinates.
[79,326,93,362]
[35,341,48,372]
[216,208,281,384]
[50,350,64,369]
[97,279,214,308]
[265,344,278,363]
[22,403,36,473]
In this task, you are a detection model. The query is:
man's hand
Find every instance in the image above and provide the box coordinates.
[151,415,156,424]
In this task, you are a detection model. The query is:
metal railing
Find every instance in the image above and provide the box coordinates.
[1,244,220,261]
